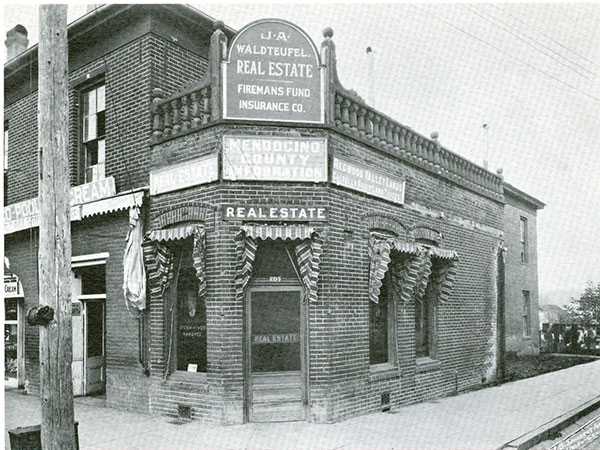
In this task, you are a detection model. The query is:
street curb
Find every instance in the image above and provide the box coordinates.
[499,395,600,450]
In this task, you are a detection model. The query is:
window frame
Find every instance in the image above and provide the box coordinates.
[520,217,529,264]
[522,290,531,338]
[78,81,106,185]
[369,272,398,369]
[166,240,208,376]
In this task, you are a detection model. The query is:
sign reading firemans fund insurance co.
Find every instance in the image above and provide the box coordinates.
[223,19,324,123]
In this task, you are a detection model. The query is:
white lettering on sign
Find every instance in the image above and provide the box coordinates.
[223,19,324,123]
[332,156,406,205]
[253,333,300,344]
[222,136,327,182]
[4,178,114,234]
[222,205,327,221]
[150,154,219,195]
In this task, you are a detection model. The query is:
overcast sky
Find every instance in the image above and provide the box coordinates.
[3,3,600,304]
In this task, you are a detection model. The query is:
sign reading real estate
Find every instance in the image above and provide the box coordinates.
[150,154,219,195]
[3,177,116,234]
[223,19,324,123]
[222,135,327,182]
[332,156,406,205]
[222,205,328,221]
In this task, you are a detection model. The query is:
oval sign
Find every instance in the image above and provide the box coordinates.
[223,19,324,123]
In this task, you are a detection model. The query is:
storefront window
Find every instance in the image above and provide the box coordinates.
[370,272,394,365]
[175,246,207,372]
[415,257,442,359]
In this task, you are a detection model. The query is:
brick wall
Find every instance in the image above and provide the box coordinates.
[145,123,503,423]
[5,33,208,206]
[504,197,540,355]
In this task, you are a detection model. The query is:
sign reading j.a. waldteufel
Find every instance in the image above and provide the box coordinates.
[223,19,324,123]
[222,135,327,182]
[332,156,406,205]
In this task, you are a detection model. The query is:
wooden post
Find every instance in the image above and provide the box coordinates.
[38,5,75,450]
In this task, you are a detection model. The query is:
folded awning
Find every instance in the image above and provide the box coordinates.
[234,225,323,302]
[147,224,199,242]
[241,224,315,241]
[81,191,143,219]
[429,246,459,260]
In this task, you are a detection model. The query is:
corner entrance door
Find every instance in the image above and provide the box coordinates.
[247,287,306,422]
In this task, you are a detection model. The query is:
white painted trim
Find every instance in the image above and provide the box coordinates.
[78,294,107,301]
[72,252,109,268]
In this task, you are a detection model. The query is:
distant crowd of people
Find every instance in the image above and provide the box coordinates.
[541,323,600,354]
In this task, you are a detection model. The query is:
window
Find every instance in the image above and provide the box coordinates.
[415,258,441,359]
[370,272,396,365]
[520,217,528,263]
[81,83,106,183]
[172,242,207,373]
[522,290,531,338]
[4,121,8,171]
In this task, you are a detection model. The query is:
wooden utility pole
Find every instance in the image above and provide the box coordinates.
[38,5,75,450]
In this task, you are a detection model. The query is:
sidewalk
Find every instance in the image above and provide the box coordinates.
[5,360,600,450]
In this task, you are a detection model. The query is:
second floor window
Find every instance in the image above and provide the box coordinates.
[81,84,105,184]
[520,217,529,263]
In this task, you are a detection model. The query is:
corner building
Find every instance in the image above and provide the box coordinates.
[4,5,510,424]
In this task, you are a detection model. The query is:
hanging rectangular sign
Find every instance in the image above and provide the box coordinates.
[222,135,327,182]
[223,19,324,123]
[332,156,406,205]
[150,154,219,195]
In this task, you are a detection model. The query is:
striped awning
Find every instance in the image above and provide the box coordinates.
[241,224,315,241]
[143,224,207,302]
[429,246,459,260]
[368,235,424,303]
[148,224,199,242]
[234,225,323,302]
[430,258,459,304]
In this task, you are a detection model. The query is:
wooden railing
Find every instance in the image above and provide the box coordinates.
[150,85,211,142]
[332,90,503,197]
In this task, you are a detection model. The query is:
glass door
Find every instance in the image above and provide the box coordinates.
[247,287,306,422]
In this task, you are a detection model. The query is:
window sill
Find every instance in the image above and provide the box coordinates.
[167,371,208,385]
[369,363,399,382]
[416,357,441,373]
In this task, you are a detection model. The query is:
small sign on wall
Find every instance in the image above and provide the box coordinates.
[332,156,406,205]
[222,205,328,221]
[150,154,219,195]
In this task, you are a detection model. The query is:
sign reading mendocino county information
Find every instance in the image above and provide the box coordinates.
[332,156,406,205]
[223,135,327,182]
[223,19,324,123]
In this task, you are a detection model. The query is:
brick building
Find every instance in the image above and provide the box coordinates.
[502,182,545,356]
[3,4,539,424]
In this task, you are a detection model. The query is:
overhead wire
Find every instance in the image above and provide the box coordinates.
[409,5,600,104]
[488,3,599,69]
[463,4,597,81]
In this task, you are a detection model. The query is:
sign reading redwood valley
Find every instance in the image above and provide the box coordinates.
[223,19,324,123]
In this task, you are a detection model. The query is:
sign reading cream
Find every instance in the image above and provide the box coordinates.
[332,156,406,205]
[3,177,116,234]
[222,136,327,182]
[150,154,218,195]
[223,19,324,123]
[222,205,328,221]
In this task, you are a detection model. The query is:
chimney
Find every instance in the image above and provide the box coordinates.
[5,25,29,60]
[87,4,98,13]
